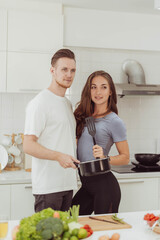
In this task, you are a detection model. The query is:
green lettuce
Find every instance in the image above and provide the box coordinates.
[16,208,54,240]
[16,206,79,240]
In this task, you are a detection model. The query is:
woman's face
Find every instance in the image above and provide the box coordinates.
[91,75,111,106]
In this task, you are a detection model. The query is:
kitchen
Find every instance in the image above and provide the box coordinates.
[1,0,160,239]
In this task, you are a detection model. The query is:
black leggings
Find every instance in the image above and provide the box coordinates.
[72,171,121,215]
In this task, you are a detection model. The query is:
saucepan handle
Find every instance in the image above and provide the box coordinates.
[74,162,79,168]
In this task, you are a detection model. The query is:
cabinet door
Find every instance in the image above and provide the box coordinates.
[118,178,159,212]
[0,185,10,218]
[0,9,7,51]
[0,52,6,92]
[64,7,160,51]
[7,52,51,92]
[11,184,34,220]
[8,9,63,53]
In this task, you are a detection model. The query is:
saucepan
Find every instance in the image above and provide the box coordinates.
[135,153,160,166]
[75,157,110,177]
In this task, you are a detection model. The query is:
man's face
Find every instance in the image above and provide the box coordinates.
[51,57,76,89]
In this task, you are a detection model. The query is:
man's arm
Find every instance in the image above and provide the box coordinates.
[23,135,79,169]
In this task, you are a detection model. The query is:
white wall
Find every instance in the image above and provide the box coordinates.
[1,46,160,161]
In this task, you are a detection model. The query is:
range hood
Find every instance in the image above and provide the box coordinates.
[116,59,160,97]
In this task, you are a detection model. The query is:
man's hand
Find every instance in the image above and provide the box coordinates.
[57,153,80,169]
[23,135,80,168]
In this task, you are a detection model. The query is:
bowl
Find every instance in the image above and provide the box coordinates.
[144,213,159,229]
[134,153,160,166]
[84,235,93,240]
[147,220,157,227]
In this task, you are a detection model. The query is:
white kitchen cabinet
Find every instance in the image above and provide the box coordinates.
[0,185,10,217]
[0,9,7,51]
[118,178,159,212]
[7,52,52,92]
[8,9,63,53]
[64,7,160,51]
[0,52,7,92]
[1,7,63,93]
[11,184,34,220]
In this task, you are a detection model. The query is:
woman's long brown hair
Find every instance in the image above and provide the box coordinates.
[74,70,118,139]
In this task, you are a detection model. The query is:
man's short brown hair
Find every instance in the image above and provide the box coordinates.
[51,48,76,67]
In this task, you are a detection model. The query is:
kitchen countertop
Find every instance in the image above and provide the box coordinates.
[112,170,160,179]
[0,169,32,184]
[0,168,160,185]
[6,210,160,240]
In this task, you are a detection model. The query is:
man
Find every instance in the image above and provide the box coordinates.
[23,48,80,212]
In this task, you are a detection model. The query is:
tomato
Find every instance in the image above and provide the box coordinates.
[53,211,60,218]
[144,213,150,220]
[150,214,155,220]
[83,224,90,229]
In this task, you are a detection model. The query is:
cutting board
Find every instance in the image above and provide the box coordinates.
[78,215,132,231]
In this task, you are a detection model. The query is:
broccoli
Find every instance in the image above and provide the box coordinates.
[36,217,64,240]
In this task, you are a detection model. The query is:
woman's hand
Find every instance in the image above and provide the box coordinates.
[93,145,104,159]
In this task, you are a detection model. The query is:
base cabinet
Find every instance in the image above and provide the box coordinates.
[11,184,34,220]
[0,185,10,217]
[1,177,160,220]
[118,178,159,212]
[0,183,34,220]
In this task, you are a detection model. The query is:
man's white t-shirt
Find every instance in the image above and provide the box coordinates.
[24,89,77,194]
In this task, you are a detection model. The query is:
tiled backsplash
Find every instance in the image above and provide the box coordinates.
[1,47,160,160]
[0,93,36,140]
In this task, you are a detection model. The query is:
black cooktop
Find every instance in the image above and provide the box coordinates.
[111,162,160,173]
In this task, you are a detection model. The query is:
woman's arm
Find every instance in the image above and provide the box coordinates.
[109,140,129,165]
[93,140,129,165]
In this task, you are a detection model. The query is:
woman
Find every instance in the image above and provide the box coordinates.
[72,70,129,215]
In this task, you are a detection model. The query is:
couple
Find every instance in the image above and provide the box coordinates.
[23,48,129,215]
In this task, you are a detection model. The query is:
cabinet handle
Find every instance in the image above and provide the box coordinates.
[118,179,144,184]
[19,89,41,92]
[25,185,32,189]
